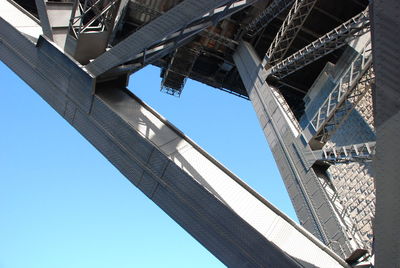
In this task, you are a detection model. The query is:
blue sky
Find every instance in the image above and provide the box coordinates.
[0,61,297,268]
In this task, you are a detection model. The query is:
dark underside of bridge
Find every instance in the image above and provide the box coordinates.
[16,0,369,119]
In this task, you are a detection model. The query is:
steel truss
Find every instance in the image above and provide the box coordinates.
[69,0,120,39]
[315,142,376,164]
[243,0,295,38]
[309,40,373,145]
[0,7,352,264]
[269,8,370,80]
[129,1,160,19]
[124,0,252,72]
[266,0,318,67]
[127,0,238,50]
[87,0,256,76]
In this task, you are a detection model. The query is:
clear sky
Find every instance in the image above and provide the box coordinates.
[0,61,297,268]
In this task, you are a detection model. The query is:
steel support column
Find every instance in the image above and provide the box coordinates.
[0,11,350,267]
[370,1,400,267]
[234,41,361,258]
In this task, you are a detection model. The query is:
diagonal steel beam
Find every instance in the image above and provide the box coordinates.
[269,8,370,80]
[99,0,254,76]
[1,14,350,268]
[266,0,318,67]
[112,0,255,75]
[311,65,374,146]
[304,41,373,147]
[86,0,241,76]
[244,0,295,39]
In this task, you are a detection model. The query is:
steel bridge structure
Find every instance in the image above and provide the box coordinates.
[1,0,399,267]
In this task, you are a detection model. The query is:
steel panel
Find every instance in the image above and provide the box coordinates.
[2,11,349,268]
[86,0,232,76]
[371,0,400,266]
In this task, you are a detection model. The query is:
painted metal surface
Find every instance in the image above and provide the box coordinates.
[86,0,234,76]
[243,0,294,38]
[370,0,400,266]
[234,41,362,258]
[266,0,318,67]
[313,142,375,164]
[114,0,255,75]
[269,9,370,80]
[0,8,350,267]
[306,40,373,146]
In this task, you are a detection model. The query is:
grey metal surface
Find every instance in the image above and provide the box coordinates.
[265,0,318,67]
[34,0,73,48]
[233,41,360,258]
[269,9,370,80]
[306,66,376,251]
[64,0,121,64]
[370,0,400,266]
[86,0,234,76]
[34,0,53,39]
[113,0,255,75]
[0,13,350,267]
[303,40,373,147]
[313,142,375,164]
[243,0,294,38]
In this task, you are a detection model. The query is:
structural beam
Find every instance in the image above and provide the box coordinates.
[109,0,253,75]
[0,11,350,268]
[34,0,74,48]
[313,142,376,165]
[34,0,53,39]
[370,1,400,267]
[265,0,318,67]
[243,0,295,39]
[269,8,370,80]
[303,40,374,147]
[86,0,252,76]
[233,41,361,258]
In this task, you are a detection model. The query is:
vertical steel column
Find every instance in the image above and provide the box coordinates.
[370,0,400,266]
[234,41,358,257]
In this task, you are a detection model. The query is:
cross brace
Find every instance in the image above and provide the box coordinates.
[243,0,295,38]
[308,40,373,146]
[0,11,349,267]
[266,0,318,67]
[86,0,254,76]
[269,8,370,80]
